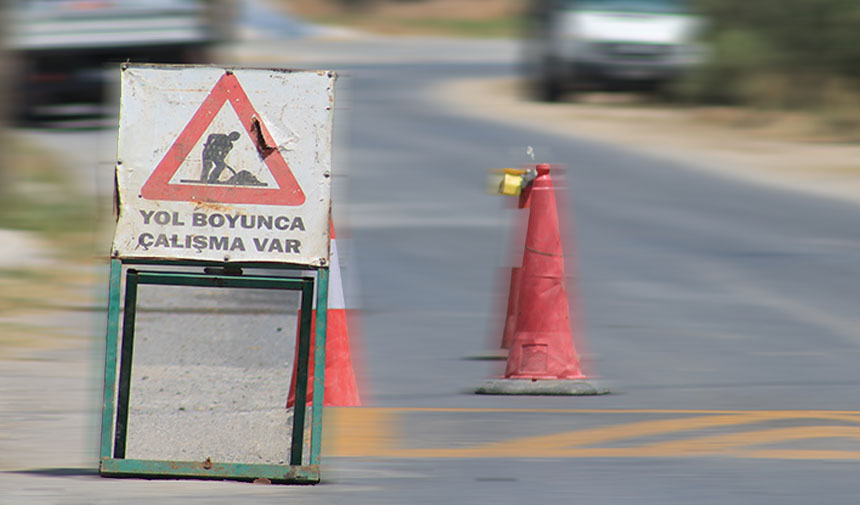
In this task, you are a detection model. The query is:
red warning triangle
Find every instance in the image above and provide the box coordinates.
[140,72,306,205]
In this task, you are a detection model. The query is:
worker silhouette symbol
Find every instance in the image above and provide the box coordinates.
[182,131,268,187]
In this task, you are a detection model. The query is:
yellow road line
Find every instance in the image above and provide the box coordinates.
[636,426,860,457]
[322,408,860,460]
[380,413,777,458]
[323,408,400,457]
[355,408,860,415]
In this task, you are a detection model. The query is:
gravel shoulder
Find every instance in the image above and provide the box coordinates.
[436,77,860,206]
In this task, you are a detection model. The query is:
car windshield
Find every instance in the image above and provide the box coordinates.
[569,0,688,14]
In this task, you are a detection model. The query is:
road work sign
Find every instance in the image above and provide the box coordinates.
[111,64,335,267]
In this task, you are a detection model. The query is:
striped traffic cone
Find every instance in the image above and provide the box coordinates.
[287,222,361,407]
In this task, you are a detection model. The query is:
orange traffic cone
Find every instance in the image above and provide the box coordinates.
[477,164,607,395]
[287,221,361,407]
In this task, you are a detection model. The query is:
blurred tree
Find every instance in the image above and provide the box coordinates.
[686,0,860,108]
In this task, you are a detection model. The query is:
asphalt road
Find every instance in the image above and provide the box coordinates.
[5,31,860,504]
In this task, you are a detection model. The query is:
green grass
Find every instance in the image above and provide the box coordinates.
[0,134,102,342]
[385,16,520,38]
[0,135,100,258]
[312,14,521,38]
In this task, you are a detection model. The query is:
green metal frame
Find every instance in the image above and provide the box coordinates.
[99,258,329,484]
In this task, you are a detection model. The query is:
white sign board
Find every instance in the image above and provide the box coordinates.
[111,64,335,267]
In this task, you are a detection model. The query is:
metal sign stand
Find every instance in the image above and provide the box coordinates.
[98,258,329,484]
[100,64,336,484]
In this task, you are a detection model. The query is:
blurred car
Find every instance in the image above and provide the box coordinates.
[7,0,233,123]
[523,0,704,100]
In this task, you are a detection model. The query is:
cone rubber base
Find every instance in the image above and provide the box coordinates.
[475,379,609,396]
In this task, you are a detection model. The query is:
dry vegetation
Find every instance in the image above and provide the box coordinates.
[0,137,102,358]
[281,0,524,36]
